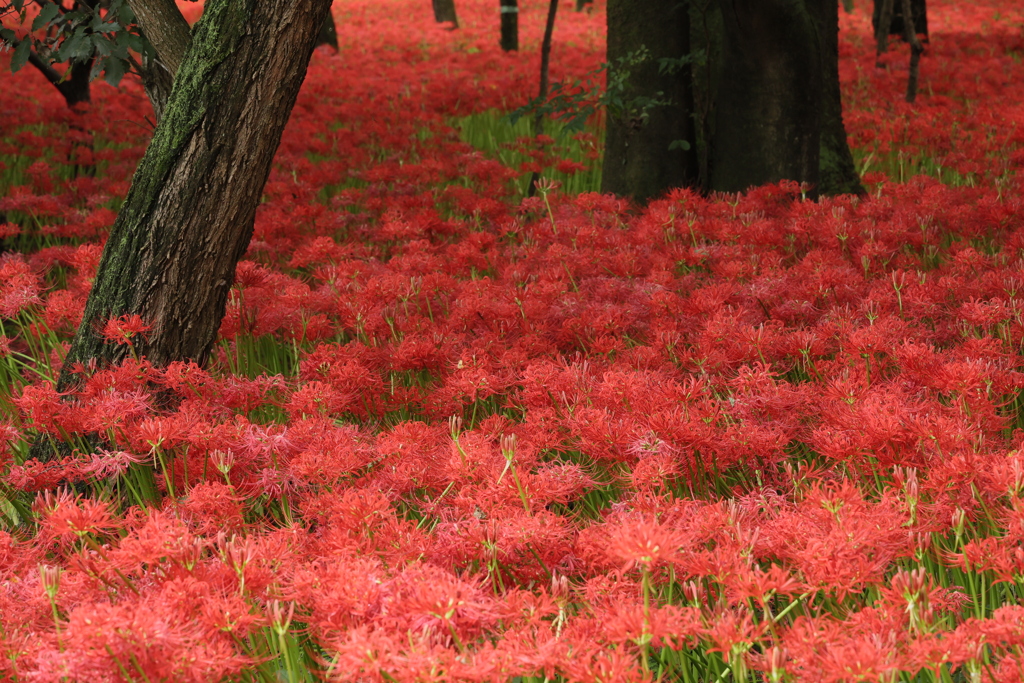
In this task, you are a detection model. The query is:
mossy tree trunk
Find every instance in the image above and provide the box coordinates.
[710,0,821,195]
[600,0,698,203]
[51,0,332,397]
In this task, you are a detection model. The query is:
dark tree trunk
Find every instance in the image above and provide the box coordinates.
[813,0,864,195]
[527,0,559,196]
[500,0,518,52]
[432,0,459,27]
[600,0,698,203]
[28,54,92,109]
[711,0,821,195]
[316,10,339,51]
[50,0,333,394]
[873,0,927,42]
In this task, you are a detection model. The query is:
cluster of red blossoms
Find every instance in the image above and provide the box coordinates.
[2,0,1024,681]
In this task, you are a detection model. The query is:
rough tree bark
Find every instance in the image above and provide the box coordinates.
[600,0,698,203]
[711,0,821,195]
[125,0,191,76]
[49,0,333,400]
[500,0,518,52]
[124,0,191,121]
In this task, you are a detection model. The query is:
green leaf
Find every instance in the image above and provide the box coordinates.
[103,55,127,86]
[668,139,691,151]
[57,27,91,62]
[10,38,31,73]
[117,2,136,26]
[92,34,112,57]
[0,28,16,45]
[31,2,60,31]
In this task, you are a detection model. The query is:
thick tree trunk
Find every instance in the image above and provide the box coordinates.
[600,0,698,203]
[317,10,339,51]
[711,0,821,195]
[52,0,332,395]
[432,0,459,27]
[813,0,864,195]
[500,0,518,52]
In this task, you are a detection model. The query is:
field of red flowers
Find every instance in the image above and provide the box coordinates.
[2,0,1024,681]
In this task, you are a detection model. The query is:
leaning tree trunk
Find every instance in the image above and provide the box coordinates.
[813,0,864,195]
[711,0,821,195]
[50,0,333,395]
[600,0,698,203]
[432,0,459,27]
[125,0,191,120]
[500,0,518,52]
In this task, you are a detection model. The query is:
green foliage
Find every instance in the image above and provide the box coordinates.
[0,0,149,86]
[509,47,673,134]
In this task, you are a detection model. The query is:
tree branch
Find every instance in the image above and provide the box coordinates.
[26,47,64,87]
[125,0,191,76]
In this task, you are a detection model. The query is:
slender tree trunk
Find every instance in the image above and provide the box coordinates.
[813,0,864,195]
[527,0,559,197]
[901,0,924,102]
[432,0,459,28]
[874,0,896,64]
[500,0,518,52]
[49,0,333,397]
[711,0,821,195]
[600,0,698,203]
[575,0,592,10]
[873,0,927,43]
[317,10,339,51]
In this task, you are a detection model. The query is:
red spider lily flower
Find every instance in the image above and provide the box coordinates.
[36,488,119,541]
[78,449,147,479]
[100,313,152,346]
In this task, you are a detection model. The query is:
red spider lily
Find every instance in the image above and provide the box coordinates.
[100,313,152,347]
